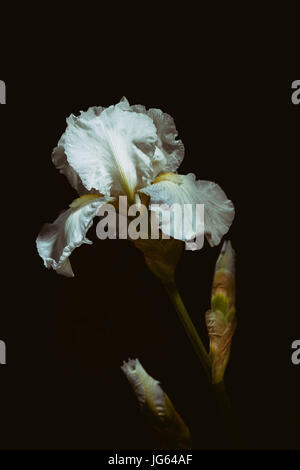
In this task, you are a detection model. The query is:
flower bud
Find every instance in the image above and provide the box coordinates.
[121,358,192,449]
[206,240,237,384]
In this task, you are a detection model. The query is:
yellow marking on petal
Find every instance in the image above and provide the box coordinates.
[152,172,183,185]
[69,194,103,209]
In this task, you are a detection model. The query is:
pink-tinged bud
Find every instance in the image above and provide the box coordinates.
[206,240,237,384]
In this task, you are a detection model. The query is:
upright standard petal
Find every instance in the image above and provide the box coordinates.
[131,104,185,176]
[62,99,159,202]
[36,196,112,277]
[52,106,106,195]
[140,173,234,248]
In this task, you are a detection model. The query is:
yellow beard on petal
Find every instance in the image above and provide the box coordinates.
[69,194,103,209]
[151,172,183,185]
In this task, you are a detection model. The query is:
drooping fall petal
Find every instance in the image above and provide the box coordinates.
[140,173,234,248]
[36,195,113,277]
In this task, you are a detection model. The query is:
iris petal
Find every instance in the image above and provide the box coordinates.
[52,98,185,201]
[63,99,158,201]
[131,105,184,177]
[52,107,105,195]
[140,173,234,247]
[36,196,112,277]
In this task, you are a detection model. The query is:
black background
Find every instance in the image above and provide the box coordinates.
[0,13,299,451]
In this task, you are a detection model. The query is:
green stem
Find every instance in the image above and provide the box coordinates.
[163,281,211,380]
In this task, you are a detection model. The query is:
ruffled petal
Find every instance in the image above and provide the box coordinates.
[140,173,234,247]
[52,107,105,195]
[53,98,185,200]
[131,104,184,176]
[62,98,158,201]
[36,196,112,277]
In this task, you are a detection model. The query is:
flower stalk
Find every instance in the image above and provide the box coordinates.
[163,281,211,380]
[135,236,211,379]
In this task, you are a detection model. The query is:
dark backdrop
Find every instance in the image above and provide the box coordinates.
[0,28,299,450]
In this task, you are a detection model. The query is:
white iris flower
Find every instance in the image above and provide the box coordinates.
[36,97,234,277]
